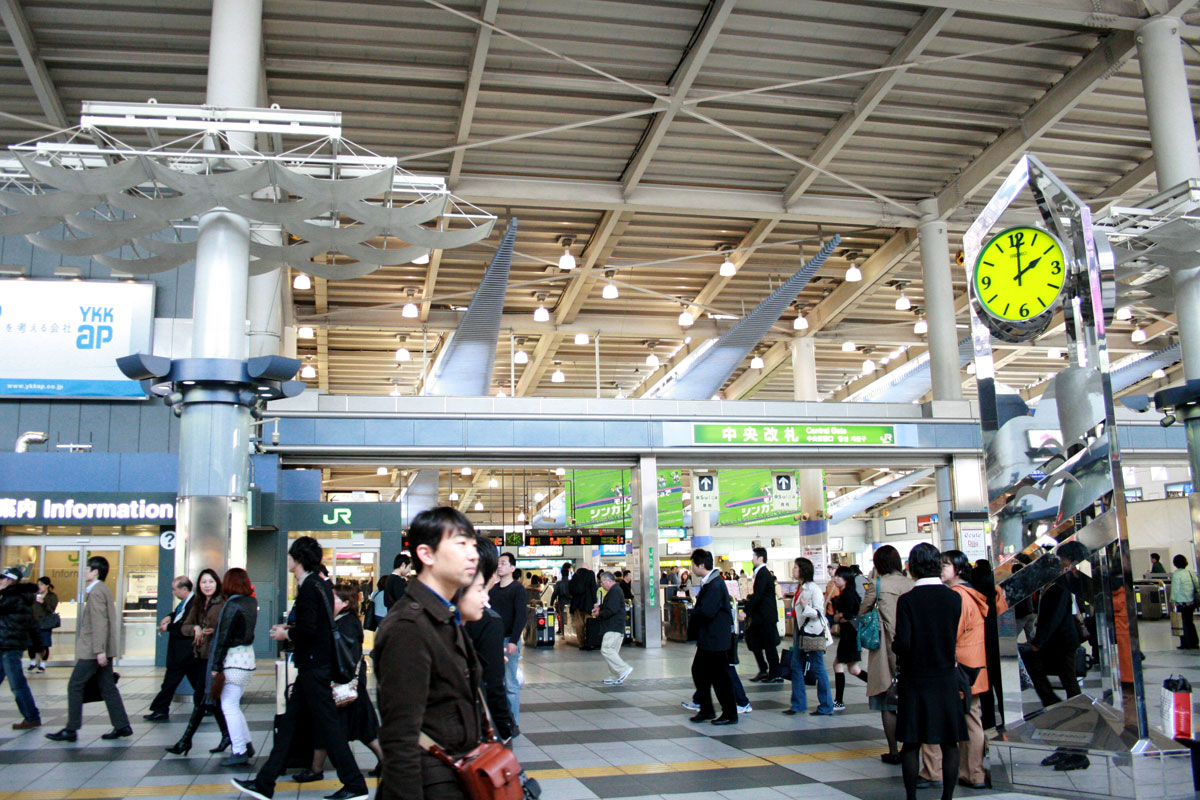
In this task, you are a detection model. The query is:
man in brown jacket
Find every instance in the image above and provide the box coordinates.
[374,506,481,800]
[47,556,131,742]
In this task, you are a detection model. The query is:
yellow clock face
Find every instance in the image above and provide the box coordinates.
[974,226,1067,322]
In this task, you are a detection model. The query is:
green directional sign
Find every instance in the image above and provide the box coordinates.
[569,468,684,527]
[693,423,896,446]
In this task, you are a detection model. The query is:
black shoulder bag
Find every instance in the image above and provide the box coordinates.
[316,583,357,685]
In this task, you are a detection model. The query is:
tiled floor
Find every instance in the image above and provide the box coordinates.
[0,621,1194,800]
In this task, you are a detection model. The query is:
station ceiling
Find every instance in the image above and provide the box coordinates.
[1,0,1196,512]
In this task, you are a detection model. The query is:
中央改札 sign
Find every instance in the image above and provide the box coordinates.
[693,423,895,446]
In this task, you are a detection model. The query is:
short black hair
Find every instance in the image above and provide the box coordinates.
[752,546,768,562]
[561,562,572,579]
[1057,541,1089,565]
[1151,553,1161,561]
[622,570,631,578]
[513,568,523,580]
[691,548,713,570]
[289,536,324,573]
[835,565,855,581]
[393,553,411,570]
[476,536,499,584]
[1175,554,1189,569]
[499,552,517,567]
[87,556,110,582]
[873,545,903,576]
[408,507,475,573]
[794,557,814,583]
[941,549,972,578]
[908,542,942,579]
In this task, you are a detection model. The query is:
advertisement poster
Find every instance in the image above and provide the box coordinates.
[569,469,683,527]
[716,469,802,527]
[0,279,155,398]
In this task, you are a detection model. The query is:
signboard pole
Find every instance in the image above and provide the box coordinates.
[632,455,661,648]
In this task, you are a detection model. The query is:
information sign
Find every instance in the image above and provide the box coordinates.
[693,423,895,446]
[771,471,798,511]
[692,473,719,512]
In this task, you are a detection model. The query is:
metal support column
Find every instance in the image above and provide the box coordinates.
[632,455,662,648]
[920,198,962,547]
[1138,16,1200,483]
[790,337,826,538]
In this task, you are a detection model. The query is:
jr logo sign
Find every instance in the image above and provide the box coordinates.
[322,507,353,526]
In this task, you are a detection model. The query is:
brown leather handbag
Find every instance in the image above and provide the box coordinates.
[418,692,524,800]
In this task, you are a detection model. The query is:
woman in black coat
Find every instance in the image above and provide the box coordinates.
[292,583,384,783]
[894,543,965,800]
[831,565,867,710]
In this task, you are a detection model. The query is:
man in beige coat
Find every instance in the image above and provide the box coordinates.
[46,556,131,742]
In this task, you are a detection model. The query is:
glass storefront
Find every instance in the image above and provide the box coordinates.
[285,530,380,607]
[1,525,163,664]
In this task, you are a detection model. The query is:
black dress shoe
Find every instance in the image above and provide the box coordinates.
[689,712,716,723]
[143,711,169,722]
[101,726,133,740]
[748,672,768,682]
[880,752,902,765]
[764,676,784,684]
[711,716,737,726]
[46,728,77,742]
[230,778,273,800]
[324,788,368,800]
[781,709,799,715]
[291,769,325,783]
[809,710,832,716]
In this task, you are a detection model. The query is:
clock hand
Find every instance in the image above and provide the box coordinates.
[1016,256,1042,284]
[1013,244,1024,286]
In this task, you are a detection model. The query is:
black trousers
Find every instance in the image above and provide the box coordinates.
[66,659,129,731]
[1025,646,1080,708]
[1179,603,1199,648]
[692,648,737,720]
[750,644,780,678]
[149,652,198,713]
[255,667,366,793]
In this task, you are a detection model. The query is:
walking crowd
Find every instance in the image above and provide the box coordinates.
[0,510,1152,800]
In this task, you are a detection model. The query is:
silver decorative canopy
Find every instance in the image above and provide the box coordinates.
[0,102,497,278]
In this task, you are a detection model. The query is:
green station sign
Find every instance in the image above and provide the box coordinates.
[693,423,896,446]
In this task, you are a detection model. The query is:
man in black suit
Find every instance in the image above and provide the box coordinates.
[144,576,194,722]
[233,536,368,800]
[687,549,737,725]
[744,547,781,683]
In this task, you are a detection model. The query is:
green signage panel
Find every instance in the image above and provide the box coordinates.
[693,423,896,446]
[570,468,683,528]
[715,469,801,527]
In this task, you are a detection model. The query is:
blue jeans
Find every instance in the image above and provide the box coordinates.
[504,639,521,725]
[789,642,833,714]
[0,649,40,722]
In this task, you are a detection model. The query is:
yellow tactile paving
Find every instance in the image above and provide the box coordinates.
[0,746,891,800]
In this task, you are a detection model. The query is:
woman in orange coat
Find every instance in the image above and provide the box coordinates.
[921,550,990,790]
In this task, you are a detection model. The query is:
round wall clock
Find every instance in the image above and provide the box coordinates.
[973,225,1067,324]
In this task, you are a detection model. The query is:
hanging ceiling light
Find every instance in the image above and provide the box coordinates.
[967,362,976,375]
[517,511,526,522]
[474,500,484,511]
[395,347,411,362]
[376,466,388,476]
[413,251,431,265]
[297,325,314,339]
[574,332,589,345]
[646,352,660,368]
[602,282,619,299]
[513,349,529,365]
[719,257,736,277]
[793,314,808,330]
[488,477,499,488]
[1152,368,1167,379]
[461,466,472,476]
[1046,347,1063,360]
[534,491,546,502]
[551,367,566,383]
[449,491,460,502]
[389,384,402,397]
[862,359,876,374]
[558,236,576,271]
[678,309,694,327]
[844,259,862,282]
[555,467,566,477]
[401,302,419,318]
[894,293,911,311]
[292,273,312,291]
[1131,326,1147,343]
[1115,306,1132,321]
[300,364,316,379]
[913,318,928,335]
[841,340,856,353]
[533,305,550,323]
[496,388,505,397]
[750,354,765,370]
[614,389,625,399]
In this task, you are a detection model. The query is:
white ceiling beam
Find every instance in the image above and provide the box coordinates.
[783,8,953,207]
[621,0,738,195]
[555,210,630,325]
[803,228,920,334]
[890,0,1146,29]
[0,0,68,129]
[302,308,738,340]
[453,176,920,228]
[447,0,500,189]
[933,28,1139,218]
[685,218,778,318]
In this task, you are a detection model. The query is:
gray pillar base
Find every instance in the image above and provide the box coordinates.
[989,694,1191,800]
